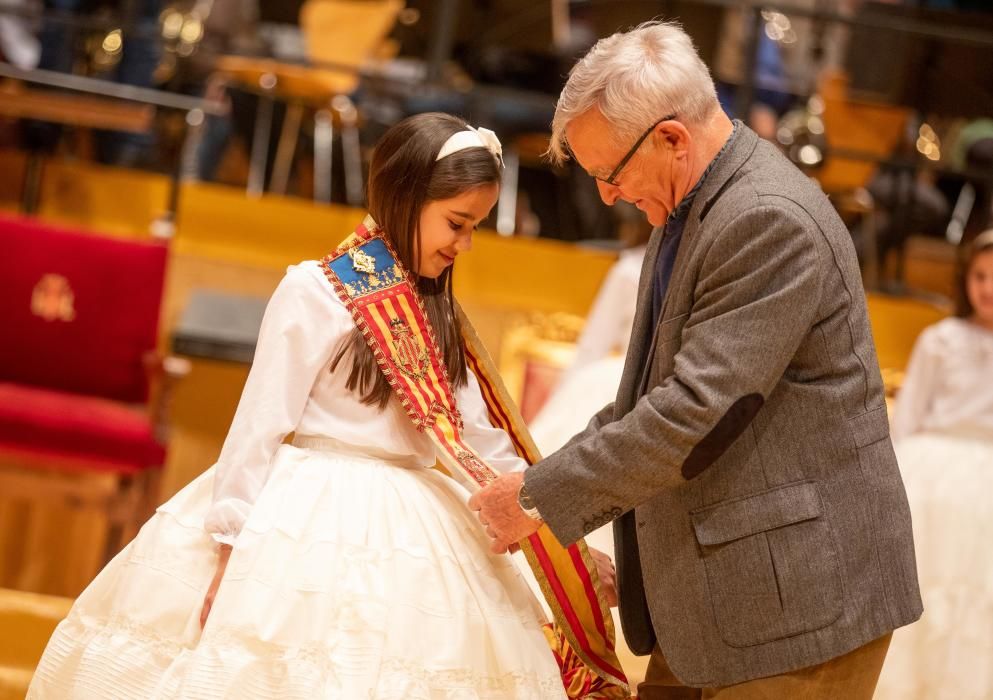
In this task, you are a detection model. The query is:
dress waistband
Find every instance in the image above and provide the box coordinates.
[291,434,427,469]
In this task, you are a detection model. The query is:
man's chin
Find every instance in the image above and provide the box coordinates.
[632,201,666,226]
[645,210,666,227]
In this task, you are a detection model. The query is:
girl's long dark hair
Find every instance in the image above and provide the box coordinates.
[331,113,502,408]
[956,229,993,318]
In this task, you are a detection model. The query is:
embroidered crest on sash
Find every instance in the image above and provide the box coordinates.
[389,317,430,380]
[454,446,496,485]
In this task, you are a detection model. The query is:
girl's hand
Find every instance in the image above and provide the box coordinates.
[588,547,618,607]
[200,544,233,629]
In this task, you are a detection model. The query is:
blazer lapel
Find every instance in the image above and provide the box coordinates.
[614,224,665,415]
[634,124,761,394]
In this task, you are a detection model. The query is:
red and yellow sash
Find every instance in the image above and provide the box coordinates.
[321,217,628,698]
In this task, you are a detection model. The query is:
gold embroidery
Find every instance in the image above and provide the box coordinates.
[454,446,495,485]
[349,247,377,275]
[340,248,404,296]
[31,274,76,322]
[389,318,430,380]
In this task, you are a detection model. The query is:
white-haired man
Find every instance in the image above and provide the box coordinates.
[470,21,921,699]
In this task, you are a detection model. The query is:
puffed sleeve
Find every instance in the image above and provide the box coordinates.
[454,369,528,479]
[203,262,351,545]
[892,323,944,441]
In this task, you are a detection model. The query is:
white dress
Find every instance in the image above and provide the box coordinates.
[528,246,643,455]
[28,262,567,700]
[875,317,993,700]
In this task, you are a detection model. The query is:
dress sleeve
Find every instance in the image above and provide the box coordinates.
[892,324,943,441]
[204,263,351,545]
[454,369,528,479]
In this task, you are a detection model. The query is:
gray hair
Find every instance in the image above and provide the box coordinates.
[549,21,720,164]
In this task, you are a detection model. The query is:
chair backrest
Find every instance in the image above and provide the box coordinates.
[300,0,403,71]
[0,215,168,403]
[815,69,910,194]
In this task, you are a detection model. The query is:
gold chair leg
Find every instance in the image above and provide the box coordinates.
[270,102,305,195]
[496,148,520,235]
[247,73,278,197]
[314,109,334,203]
[332,95,363,206]
[102,474,138,564]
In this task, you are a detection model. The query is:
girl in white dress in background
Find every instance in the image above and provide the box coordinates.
[27,113,569,699]
[528,202,653,457]
[876,230,993,700]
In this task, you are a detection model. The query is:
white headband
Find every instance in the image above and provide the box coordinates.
[435,125,504,167]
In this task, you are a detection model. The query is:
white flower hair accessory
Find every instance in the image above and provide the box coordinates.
[435,125,504,168]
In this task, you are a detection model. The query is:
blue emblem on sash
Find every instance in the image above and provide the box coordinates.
[327,238,403,298]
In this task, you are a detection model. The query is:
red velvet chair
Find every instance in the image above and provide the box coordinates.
[0,214,187,571]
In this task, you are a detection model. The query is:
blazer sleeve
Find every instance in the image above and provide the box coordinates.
[524,203,825,545]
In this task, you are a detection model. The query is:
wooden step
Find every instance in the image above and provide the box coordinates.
[0,664,34,700]
[0,587,72,698]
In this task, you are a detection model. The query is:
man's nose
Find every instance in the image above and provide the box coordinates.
[596,180,622,206]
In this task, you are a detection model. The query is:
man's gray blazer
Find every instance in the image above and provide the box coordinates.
[525,124,922,687]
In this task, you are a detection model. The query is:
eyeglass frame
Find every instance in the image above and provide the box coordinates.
[568,113,677,186]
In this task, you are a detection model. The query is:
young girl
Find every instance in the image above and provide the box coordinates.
[27,114,579,699]
[892,229,993,440]
[875,230,993,700]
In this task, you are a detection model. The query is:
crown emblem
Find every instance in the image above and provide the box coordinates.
[31,274,76,322]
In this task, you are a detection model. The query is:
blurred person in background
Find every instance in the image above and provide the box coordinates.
[877,229,993,700]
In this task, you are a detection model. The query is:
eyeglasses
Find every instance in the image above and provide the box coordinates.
[571,114,676,186]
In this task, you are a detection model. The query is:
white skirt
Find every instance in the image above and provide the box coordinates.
[27,441,567,700]
[875,428,993,700]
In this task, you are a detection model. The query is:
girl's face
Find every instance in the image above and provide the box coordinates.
[416,183,499,279]
[966,249,993,325]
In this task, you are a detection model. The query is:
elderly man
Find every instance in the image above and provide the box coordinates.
[469,21,922,699]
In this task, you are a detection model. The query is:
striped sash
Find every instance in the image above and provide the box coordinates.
[320,217,628,698]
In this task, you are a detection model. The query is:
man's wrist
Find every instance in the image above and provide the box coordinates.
[517,478,543,521]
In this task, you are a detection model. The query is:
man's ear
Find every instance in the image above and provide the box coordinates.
[657,121,690,153]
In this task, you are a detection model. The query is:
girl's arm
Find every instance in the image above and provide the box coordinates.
[892,325,942,441]
[456,369,529,475]
[204,263,348,545]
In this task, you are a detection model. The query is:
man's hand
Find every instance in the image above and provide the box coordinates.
[468,472,542,554]
[588,547,618,607]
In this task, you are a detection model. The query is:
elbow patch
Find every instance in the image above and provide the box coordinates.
[681,393,764,480]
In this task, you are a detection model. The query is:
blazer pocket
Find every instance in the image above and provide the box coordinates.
[690,480,844,648]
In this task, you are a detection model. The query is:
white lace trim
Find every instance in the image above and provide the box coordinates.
[31,614,566,699]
